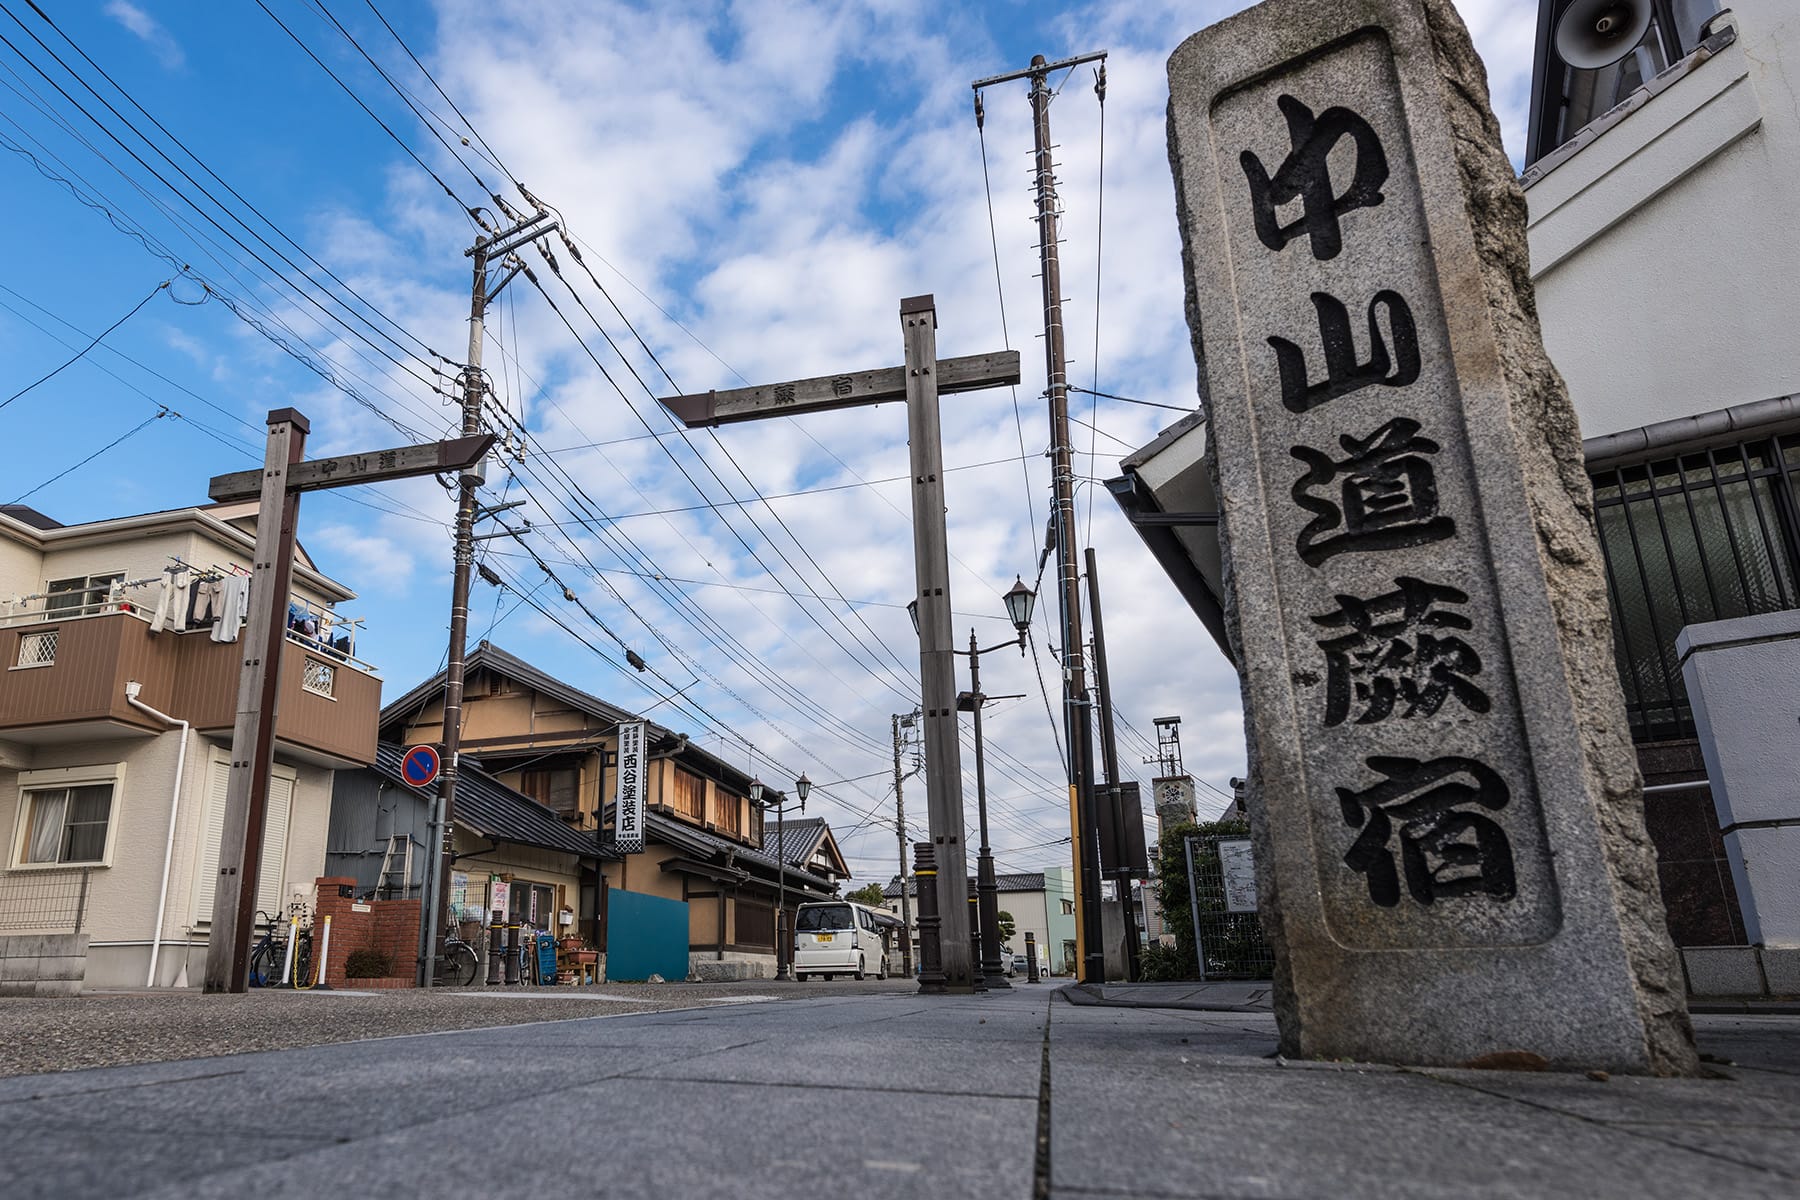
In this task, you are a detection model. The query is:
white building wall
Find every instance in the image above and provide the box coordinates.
[1528,1,1800,437]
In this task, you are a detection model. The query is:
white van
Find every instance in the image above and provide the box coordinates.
[792,901,889,981]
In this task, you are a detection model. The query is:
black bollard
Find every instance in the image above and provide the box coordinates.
[486,910,504,985]
[914,841,945,994]
[1025,931,1041,983]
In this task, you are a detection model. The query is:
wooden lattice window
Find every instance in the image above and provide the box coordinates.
[716,790,742,836]
[522,766,581,817]
[671,767,706,822]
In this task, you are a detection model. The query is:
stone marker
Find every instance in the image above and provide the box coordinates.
[1166,0,1696,1074]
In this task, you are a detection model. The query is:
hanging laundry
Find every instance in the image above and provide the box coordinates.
[149,568,191,634]
[211,575,248,643]
[193,577,222,629]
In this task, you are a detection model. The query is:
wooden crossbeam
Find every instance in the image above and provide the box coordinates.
[658,351,1020,428]
[208,433,495,502]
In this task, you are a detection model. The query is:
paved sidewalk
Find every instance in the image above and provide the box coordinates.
[1059,979,1274,1011]
[0,986,1794,1198]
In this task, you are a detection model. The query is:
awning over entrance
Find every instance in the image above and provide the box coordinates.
[1105,410,1233,662]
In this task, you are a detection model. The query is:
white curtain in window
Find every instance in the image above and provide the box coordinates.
[26,790,65,863]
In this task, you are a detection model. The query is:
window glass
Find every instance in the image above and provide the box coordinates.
[44,574,123,616]
[795,904,853,932]
[19,783,113,864]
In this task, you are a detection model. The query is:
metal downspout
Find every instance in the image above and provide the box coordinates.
[126,682,190,988]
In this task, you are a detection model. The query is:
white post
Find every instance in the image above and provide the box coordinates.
[280,914,298,986]
[314,914,333,989]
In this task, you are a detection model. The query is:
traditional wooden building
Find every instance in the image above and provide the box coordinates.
[381,642,846,980]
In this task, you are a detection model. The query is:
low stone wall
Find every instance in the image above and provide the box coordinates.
[688,951,775,982]
[0,933,89,997]
[1683,946,1800,999]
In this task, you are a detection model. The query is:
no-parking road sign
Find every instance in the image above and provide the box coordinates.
[401,745,441,789]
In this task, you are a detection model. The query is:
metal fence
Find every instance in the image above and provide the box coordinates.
[1183,835,1273,981]
[0,867,92,933]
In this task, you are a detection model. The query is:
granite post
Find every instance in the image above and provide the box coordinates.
[1167,0,1696,1073]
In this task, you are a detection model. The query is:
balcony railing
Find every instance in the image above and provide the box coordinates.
[0,609,381,765]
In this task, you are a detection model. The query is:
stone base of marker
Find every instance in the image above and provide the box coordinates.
[1168,0,1696,1074]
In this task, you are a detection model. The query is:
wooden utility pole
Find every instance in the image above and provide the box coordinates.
[973,50,1109,982]
[659,295,1019,992]
[426,211,555,985]
[203,408,306,993]
[892,711,915,978]
[202,416,493,992]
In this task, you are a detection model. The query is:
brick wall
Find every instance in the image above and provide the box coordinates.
[313,876,419,989]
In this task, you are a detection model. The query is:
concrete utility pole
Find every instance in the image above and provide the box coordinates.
[658,296,1019,991]
[972,50,1109,982]
[427,211,555,986]
[1087,546,1141,979]
[892,711,916,978]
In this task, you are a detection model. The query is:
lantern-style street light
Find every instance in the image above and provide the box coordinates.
[751,775,806,982]
[908,576,1037,987]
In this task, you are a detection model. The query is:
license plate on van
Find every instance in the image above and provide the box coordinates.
[816,933,834,943]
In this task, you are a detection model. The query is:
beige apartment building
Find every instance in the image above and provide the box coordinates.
[0,501,378,992]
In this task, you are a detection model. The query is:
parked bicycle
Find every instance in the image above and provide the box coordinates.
[430,929,479,987]
[247,903,314,988]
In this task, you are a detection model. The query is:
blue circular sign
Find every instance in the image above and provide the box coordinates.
[401,745,441,788]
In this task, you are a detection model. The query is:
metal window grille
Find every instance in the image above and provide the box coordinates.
[16,630,57,667]
[300,656,335,698]
[1589,435,1800,742]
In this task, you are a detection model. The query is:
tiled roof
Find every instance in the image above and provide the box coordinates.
[762,816,827,867]
[882,871,1047,898]
[381,641,756,792]
[369,743,610,860]
[649,810,834,893]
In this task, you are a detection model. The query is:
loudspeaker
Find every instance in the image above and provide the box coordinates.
[1555,0,1656,70]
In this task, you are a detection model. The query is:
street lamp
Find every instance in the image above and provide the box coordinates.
[932,577,1037,988]
[1002,576,1036,650]
[752,775,807,982]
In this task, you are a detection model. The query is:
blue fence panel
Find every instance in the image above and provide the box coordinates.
[605,889,690,982]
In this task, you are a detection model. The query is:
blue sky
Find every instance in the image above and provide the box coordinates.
[0,0,1540,886]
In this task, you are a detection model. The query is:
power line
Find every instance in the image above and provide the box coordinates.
[0,277,165,412]
[10,407,166,502]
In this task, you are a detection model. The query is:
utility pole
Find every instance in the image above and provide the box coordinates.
[202,418,492,993]
[657,295,1017,992]
[427,211,555,986]
[1087,546,1140,980]
[973,49,1108,982]
[892,711,916,978]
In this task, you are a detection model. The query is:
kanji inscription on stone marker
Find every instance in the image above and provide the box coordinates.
[1167,0,1695,1073]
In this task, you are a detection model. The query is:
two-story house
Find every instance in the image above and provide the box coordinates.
[379,642,846,980]
[0,501,380,992]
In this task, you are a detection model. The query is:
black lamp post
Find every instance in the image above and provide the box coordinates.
[915,576,1036,988]
[753,774,808,982]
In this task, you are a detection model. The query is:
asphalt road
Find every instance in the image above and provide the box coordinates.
[2,987,1796,1198]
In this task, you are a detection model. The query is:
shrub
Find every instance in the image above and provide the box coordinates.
[344,947,394,978]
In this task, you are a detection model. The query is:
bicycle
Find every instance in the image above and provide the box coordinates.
[430,929,479,987]
[249,903,315,988]
[248,911,280,987]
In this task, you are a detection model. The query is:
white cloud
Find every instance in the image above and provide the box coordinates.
[105,1,185,70]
